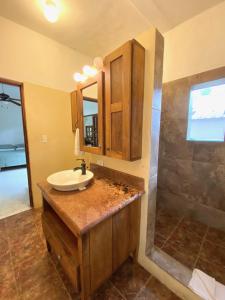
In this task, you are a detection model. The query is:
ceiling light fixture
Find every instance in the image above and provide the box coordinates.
[43,0,60,23]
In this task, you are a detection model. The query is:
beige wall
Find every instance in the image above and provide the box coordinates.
[163,1,225,83]
[23,82,77,207]
[0,16,92,92]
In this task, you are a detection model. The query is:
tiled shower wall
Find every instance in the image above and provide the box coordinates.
[157,67,225,229]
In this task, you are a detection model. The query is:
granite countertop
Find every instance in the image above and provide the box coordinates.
[38,172,144,237]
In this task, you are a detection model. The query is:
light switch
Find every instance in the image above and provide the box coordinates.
[41,135,48,143]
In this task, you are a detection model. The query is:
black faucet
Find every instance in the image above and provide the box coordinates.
[73,159,86,175]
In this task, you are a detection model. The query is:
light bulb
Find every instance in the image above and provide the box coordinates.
[73,72,87,82]
[43,0,60,23]
[83,65,98,77]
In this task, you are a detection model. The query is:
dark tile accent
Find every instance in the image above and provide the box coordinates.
[137,277,181,299]
[110,258,150,299]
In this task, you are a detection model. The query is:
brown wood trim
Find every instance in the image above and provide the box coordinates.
[0,77,33,207]
[111,102,122,112]
[83,96,97,103]
[71,90,78,132]
[77,72,104,155]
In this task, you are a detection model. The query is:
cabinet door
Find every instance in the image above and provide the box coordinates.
[105,41,132,160]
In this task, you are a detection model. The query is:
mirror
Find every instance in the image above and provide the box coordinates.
[82,84,98,147]
[77,72,104,155]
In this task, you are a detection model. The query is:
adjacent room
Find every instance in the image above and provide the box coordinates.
[0,1,225,300]
[0,82,30,219]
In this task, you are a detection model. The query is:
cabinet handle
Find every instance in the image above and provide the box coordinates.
[57,254,61,260]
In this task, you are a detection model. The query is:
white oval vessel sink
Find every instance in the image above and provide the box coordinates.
[47,169,94,192]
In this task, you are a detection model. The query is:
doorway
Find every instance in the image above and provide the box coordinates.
[0,78,33,219]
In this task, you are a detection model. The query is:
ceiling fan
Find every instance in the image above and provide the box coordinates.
[0,85,21,107]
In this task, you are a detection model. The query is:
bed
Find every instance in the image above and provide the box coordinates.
[0,144,26,169]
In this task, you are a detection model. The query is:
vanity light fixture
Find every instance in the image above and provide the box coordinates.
[73,72,88,83]
[73,57,103,83]
[83,65,98,77]
[43,0,60,23]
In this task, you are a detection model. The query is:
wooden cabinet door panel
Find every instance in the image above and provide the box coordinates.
[105,42,132,160]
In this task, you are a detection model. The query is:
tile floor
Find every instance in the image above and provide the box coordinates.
[0,209,181,300]
[0,168,30,219]
[155,207,225,285]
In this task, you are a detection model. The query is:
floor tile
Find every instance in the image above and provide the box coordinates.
[136,277,181,300]
[0,236,9,257]
[111,258,150,299]
[92,281,125,300]
[199,240,225,267]
[1,209,185,300]
[0,219,6,238]
[154,233,166,248]
[0,253,19,300]
[195,258,225,285]
[155,211,181,240]
[178,217,207,238]
[162,242,196,269]
[10,234,46,267]
[205,227,225,248]
[166,225,202,257]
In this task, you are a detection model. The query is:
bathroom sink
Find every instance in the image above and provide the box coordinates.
[47,169,94,192]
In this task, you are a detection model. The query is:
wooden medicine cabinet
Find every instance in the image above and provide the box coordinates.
[104,40,145,161]
[71,39,145,161]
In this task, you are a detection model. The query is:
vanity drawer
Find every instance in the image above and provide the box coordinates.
[42,218,80,291]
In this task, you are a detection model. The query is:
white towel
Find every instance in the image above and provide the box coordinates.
[74,128,83,156]
[216,281,225,300]
[188,269,216,300]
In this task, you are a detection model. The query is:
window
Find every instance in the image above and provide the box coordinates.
[187,80,225,142]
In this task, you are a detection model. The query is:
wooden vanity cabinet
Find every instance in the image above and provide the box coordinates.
[42,197,141,300]
[104,40,145,161]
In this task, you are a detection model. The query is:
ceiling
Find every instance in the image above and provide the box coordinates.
[0,0,224,57]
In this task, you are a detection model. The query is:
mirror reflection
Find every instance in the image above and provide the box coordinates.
[82,83,98,147]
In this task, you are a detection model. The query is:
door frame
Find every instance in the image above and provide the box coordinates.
[0,77,33,206]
